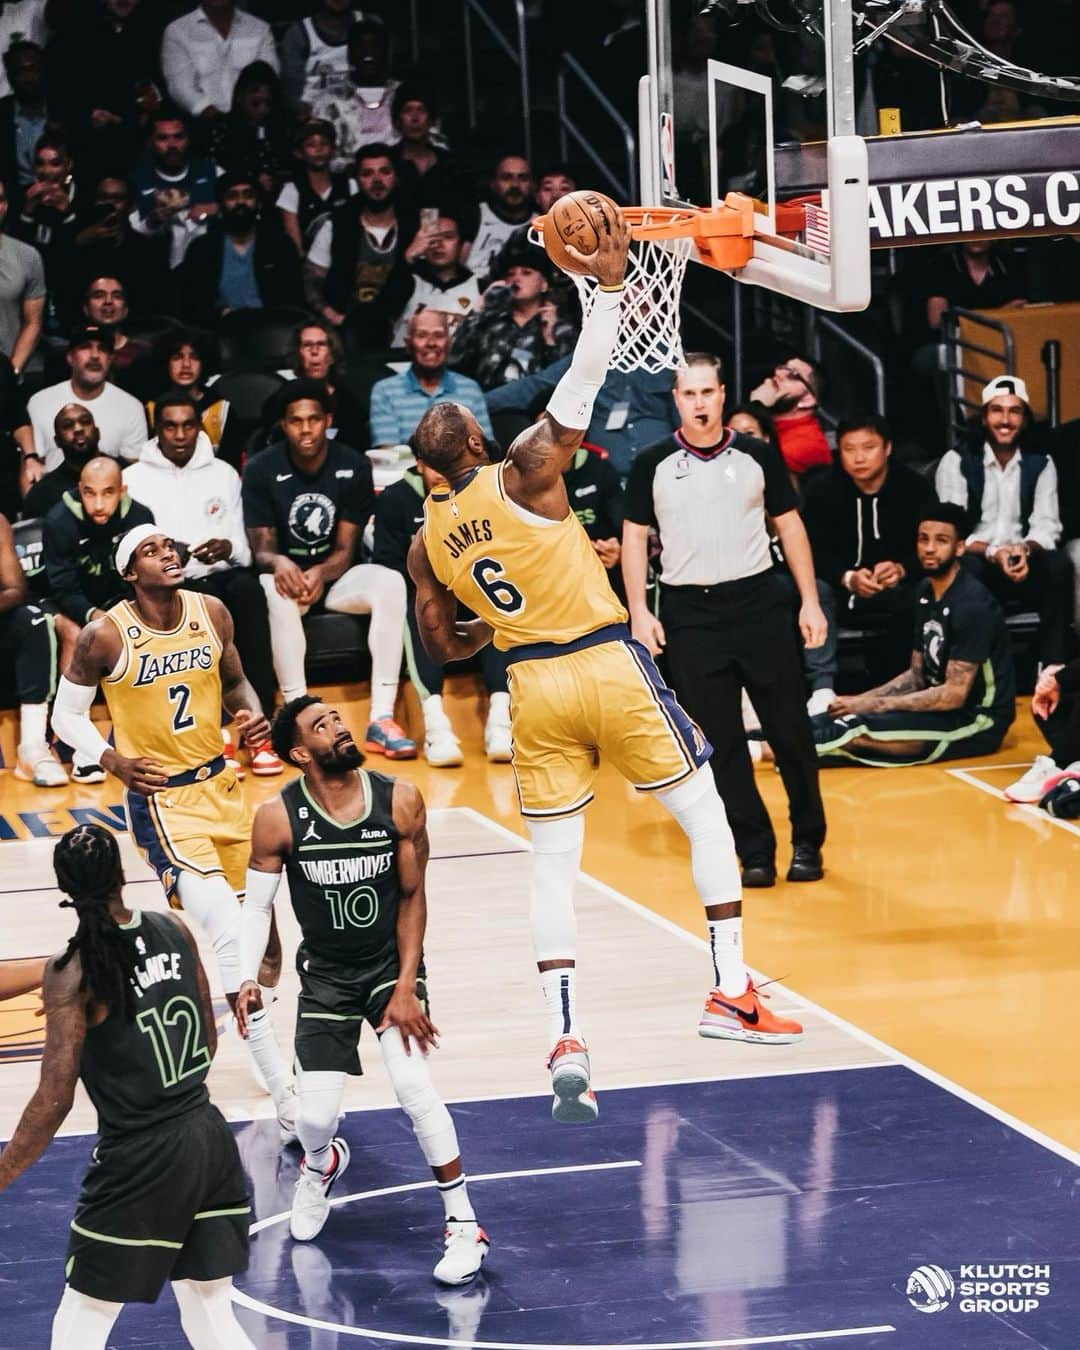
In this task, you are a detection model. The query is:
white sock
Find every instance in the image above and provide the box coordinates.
[707,918,747,995]
[20,702,48,750]
[245,1008,292,1110]
[369,686,397,721]
[487,691,510,724]
[540,967,580,1044]
[423,693,450,729]
[436,1174,476,1222]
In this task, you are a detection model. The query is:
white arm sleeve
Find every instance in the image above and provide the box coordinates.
[546,285,623,430]
[51,678,110,766]
[241,867,282,985]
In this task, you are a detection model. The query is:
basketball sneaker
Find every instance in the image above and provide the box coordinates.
[250,743,283,777]
[547,1036,599,1123]
[425,725,464,768]
[70,760,106,785]
[15,745,68,788]
[484,715,513,762]
[222,734,245,780]
[433,1220,490,1286]
[364,717,417,760]
[1004,755,1064,803]
[291,1137,350,1241]
[698,980,803,1044]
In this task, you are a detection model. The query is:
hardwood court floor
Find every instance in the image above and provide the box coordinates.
[0,687,1077,1150]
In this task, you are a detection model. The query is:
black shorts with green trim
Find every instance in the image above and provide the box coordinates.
[294,941,428,1075]
[66,1101,250,1304]
[812,708,1008,767]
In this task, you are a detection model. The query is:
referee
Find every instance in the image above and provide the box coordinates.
[622,354,828,886]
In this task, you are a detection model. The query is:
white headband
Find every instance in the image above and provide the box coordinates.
[114,524,161,576]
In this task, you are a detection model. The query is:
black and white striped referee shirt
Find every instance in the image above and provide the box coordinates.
[623,429,798,586]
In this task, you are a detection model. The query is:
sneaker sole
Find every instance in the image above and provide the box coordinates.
[13,766,68,787]
[363,742,418,760]
[72,773,106,785]
[251,765,284,777]
[426,753,464,768]
[551,1063,597,1123]
[698,1019,802,1044]
[1005,770,1075,804]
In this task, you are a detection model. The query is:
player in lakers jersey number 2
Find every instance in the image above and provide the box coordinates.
[51,526,297,1137]
[409,198,802,1123]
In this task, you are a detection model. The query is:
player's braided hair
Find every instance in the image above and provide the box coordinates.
[53,825,137,1021]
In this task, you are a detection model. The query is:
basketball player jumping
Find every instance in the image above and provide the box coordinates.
[234,697,489,1285]
[0,825,255,1350]
[51,525,296,1137]
[409,197,802,1125]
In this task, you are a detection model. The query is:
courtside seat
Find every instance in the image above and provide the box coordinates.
[302,612,372,684]
[217,308,308,373]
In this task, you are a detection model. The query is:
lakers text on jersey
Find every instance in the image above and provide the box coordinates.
[283,770,428,1075]
[105,591,250,902]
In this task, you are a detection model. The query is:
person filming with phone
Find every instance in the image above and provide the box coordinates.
[935,375,1073,670]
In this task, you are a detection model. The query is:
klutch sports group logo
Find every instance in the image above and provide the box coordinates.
[906,1265,955,1314]
[904,1263,1051,1316]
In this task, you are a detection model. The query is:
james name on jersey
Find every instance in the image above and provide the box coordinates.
[440,516,494,560]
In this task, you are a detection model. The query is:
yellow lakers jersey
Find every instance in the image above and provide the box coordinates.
[423,462,627,650]
[103,591,225,774]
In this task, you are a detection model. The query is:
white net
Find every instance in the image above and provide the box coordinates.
[569,235,694,373]
[530,224,695,373]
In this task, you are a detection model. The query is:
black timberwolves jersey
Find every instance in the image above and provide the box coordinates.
[240,442,375,570]
[79,910,210,1138]
[282,770,401,962]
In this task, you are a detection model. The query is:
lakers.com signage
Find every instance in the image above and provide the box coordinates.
[869,171,1080,243]
[776,121,1080,248]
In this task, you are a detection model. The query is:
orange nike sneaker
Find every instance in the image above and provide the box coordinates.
[364,716,418,760]
[698,980,803,1044]
[547,1036,599,1123]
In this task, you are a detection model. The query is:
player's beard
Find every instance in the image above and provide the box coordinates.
[921,555,957,579]
[316,740,364,773]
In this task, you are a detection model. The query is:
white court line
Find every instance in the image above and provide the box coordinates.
[454,807,1080,1167]
[238,1159,896,1348]
[946,765,1080,839]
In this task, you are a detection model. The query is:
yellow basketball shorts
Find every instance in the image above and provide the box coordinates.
[505,626,712,819]
[126,757,250,904]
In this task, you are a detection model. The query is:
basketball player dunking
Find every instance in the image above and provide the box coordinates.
[51,525,296,1136]
[409,194,802,1126]
[234,697,489,1285]
[0,826,254,1350]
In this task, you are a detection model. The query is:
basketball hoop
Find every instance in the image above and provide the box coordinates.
[531,198,761,373]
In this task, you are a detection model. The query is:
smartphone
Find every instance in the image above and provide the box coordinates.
[1008,553,1023,566]
[420,206,439,230]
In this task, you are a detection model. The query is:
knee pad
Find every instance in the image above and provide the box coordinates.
[380,1029,458,1167]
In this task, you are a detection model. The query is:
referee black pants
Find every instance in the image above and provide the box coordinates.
[662,572,826,865]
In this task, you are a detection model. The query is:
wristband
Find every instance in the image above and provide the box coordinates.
[597,283,625,293]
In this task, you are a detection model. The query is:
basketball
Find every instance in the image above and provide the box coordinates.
[542,189,622,275]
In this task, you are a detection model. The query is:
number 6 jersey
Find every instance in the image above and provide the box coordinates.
[422,461,626,651]
[282,769,401,963]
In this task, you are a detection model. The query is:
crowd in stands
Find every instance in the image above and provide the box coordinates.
[0,0,1076,824]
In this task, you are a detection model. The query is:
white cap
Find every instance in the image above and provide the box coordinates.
[982,374,1029,405]
[114,524,162,577]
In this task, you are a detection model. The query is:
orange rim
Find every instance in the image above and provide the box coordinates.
[532,194,789,272]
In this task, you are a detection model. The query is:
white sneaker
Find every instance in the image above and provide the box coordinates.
[806,688,835,718]
[290,1137,350,1241]
[484,718,513,762]
[71,761,106,785]
[424,725,464,767]
[277,1085,299,1147]
[433,1219,490,1285]
[1003,754,1061,804]
[14,745,68,788]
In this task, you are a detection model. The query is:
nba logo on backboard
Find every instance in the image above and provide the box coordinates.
[659,112,675,198]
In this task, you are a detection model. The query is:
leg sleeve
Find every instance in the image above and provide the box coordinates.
[403,589,444,700]
[11,604,55,705]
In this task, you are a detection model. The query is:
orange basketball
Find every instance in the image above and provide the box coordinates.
[542,190,622,275]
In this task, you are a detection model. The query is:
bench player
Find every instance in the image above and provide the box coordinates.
[408,200,802,1125]
[234,696,489,1285]
[0,825,254,1349]
[50,524,295,1136]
